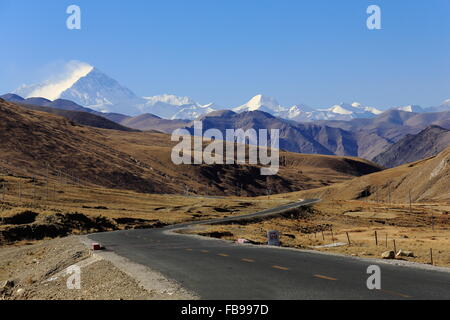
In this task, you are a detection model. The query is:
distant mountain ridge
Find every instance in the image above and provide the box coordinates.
[372,125,450,168]
[0,98,383,196]
[3,93,450,168]
[295,145,450,202]
[186,110,360,156]
[120,113,190,133]
[313,109,450,160]
[0,93,136,132]
[13,62,220,119]
[233,94,383,121]
[13,61,449,120]
[182,109,450,167]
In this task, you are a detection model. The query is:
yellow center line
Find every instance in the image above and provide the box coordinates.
[201,250,210,253]
[218,253,229,257]
[241,258,255,263]
[272,265,289,271]
[185,248,193,251]
[381,289,412,299]
[314,274,338,281]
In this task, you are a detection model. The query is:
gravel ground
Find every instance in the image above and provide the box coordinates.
[0,236,196,300]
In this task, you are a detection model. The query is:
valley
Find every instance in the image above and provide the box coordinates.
[0,99,381,196]
[2,0,450,303]
[179,145,450,267]
[0,89,448,298]
[0,98,382,247]
[181,199,450,267]
[3,91,450,169]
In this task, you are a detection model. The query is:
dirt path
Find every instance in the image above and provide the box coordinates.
[0,236,196,300]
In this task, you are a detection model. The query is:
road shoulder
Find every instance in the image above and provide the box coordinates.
[0,235,197,300]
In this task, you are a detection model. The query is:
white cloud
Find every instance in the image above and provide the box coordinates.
[26,60,93,100]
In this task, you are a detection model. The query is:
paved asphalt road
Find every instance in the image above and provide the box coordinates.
[89,199,450,300]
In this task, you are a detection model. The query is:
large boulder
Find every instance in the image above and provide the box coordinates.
[396,250,414,257]
[0,280,15,296]
[0,280,14,290]
[381,251,395,259]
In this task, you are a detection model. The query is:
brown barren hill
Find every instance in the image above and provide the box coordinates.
[120,113,190,133]
[0,100,381,196]
[372,125,450,168]
[0,100,164,193]
[292,146,450,202]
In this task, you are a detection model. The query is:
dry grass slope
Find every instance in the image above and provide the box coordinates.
[0,100,381,196]
[281,146,450,203]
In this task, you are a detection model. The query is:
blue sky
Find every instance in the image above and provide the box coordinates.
[1,0,449,108]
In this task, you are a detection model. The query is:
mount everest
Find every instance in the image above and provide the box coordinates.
[12,61,449,121]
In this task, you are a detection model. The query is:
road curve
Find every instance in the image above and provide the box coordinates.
[166,198,322,230]
[89,199,450,300]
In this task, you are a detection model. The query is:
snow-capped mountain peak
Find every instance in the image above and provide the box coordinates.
[138,94,221,119]
[393,105,424,113]
[426,99,450,112]
[14,62,222,119]
[328,104,354,115]
[275,104,314,121]
[14,61,94,101]
[231,97,383,122]
[14,61,143,115]
[321,102,382,118]
[12,61,421,122]
[170,102,220,120]
[59,67,142,114]
[142,94,197,107]
[234,94,285,113]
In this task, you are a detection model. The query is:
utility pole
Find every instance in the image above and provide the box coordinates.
[46,163,49,203]
[388,186,391,204]
[266,176,271,200]
[409,190,412,213]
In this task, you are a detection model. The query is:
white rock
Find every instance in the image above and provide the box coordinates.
[382,251,395,259]
[15,288,25,296]
[396,250,414,257]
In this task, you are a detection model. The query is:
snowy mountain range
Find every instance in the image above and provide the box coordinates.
[233,95,383,121]
[14,62,142,115]
[140,95,221,119]
[14,62,219,118]
[12,61,450,121]
[392,105,425,113]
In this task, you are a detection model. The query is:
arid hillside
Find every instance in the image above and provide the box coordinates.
[288,146,450,202]
[0,100,381,196]
[120,113,190,133]
[314,109,450,160]
[373,125,450,168]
